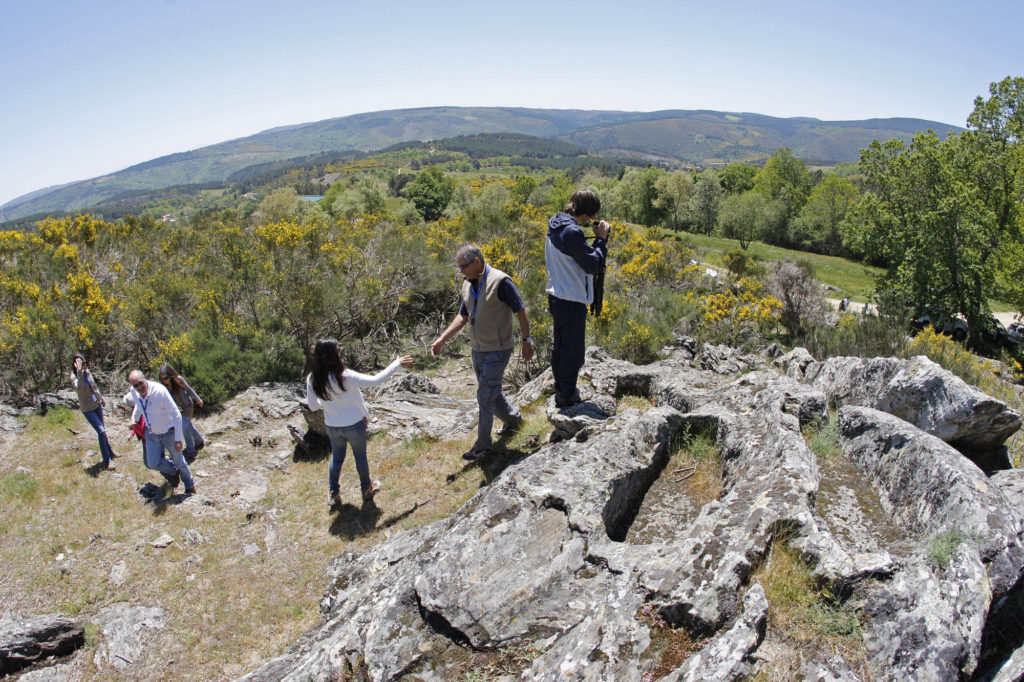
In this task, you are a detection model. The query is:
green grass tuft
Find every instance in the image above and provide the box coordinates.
[44,406,76,428]
[929,530,964,569]
[0,472,39,500]
[804,413,841,460]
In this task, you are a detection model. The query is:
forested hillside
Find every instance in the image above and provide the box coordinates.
[0,106,961,221]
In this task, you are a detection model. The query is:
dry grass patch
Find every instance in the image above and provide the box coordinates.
[635,603,703,679]
[671,426,721,507]
[0,394,555,679]
[750,538,869,680]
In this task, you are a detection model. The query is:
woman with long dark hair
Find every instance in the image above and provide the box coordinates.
[157,362,205,460]
[306,339,414,506]
[69,353,117,470]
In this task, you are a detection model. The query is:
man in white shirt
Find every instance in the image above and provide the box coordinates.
[128,369,196,495]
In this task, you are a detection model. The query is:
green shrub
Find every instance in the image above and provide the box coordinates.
[44,406,76,428]
[170,327,304,405]
[802,313,909,360]
[722,248,754,278]
[594,287,691,365]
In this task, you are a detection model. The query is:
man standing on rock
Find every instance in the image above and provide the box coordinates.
[545,189,609,407]
[430,245,534,461]
[127,369,196,495]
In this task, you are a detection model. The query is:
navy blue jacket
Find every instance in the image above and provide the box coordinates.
[545,213,607,304]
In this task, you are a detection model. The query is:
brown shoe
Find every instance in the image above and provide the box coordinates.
[328,491,341,506]
[184,487,196,495]
[361,480,381,503]
[103,461,116,471]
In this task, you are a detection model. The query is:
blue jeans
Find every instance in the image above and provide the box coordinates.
[182,415,203,456]
[471,348,520,451]
[549,295,588,402]
[326,420,370,494]
[82,406,114,465]
[144,428,195,489]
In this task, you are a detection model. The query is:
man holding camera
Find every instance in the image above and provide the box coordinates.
[545,189,610,408]
[431,245,534,461]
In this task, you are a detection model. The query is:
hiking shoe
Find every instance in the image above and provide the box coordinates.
[195,441,205,452]
[328,491,341,506]
[361,480,382,503]
[184,486,196,496]
[555,390,582,408]
[498,417,524,437]
[462,447,489,462]
[103,461,116,472]
[167,472,180,490]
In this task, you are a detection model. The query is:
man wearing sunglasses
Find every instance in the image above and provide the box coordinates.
[127,369,197,495]
[430,244,534,461]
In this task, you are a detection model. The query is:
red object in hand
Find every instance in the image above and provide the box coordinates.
[129,418,146,441]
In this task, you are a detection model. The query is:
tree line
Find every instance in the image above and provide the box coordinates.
[2,78,1020,405]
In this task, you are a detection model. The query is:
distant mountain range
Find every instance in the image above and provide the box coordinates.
[0,106,963,222]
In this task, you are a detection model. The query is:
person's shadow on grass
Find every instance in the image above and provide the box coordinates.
[329,501,384,540]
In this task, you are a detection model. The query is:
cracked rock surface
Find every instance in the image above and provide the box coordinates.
[241,344,1024,681]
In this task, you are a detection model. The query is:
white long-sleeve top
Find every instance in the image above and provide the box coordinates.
[131,380,183,440]
[306,358,404,428]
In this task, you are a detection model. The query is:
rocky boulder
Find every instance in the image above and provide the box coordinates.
[0,613,83,676]
[239,348,1023,681]
[300,372,477,443]
[806,355,1022,468]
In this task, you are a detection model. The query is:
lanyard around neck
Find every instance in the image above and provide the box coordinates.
[470,266,490,315]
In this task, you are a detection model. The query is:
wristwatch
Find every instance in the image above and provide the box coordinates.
[523,336,534,344]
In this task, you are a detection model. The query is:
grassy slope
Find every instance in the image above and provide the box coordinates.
[0,363,560,680]
[673,230,1017,313]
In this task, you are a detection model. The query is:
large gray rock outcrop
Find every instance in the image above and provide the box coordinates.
[840,406,1024,594]
[806,355,1021,467]
[240,348,1024,681]
[661,584,768,682]
[300,372,477,443]
[840,406,1024,678]
[91,604,165,672]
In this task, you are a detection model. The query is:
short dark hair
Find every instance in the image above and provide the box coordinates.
[566,189,601,218]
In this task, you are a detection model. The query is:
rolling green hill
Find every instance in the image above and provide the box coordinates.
[1,106,962,221]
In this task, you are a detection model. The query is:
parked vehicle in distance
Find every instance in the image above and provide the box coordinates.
[976,314,1020,349]
[910,306,969,341]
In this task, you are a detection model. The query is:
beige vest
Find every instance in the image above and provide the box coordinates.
[461,267,515,352]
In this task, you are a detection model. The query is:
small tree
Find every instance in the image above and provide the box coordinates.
[403,167,455,222]
[722,248,754,278]
[768,260,827,338]
[688,171,721,235]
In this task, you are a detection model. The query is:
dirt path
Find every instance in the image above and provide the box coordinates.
[828,299,1020,327]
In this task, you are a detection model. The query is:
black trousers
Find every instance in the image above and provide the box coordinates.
[548,295,588,401]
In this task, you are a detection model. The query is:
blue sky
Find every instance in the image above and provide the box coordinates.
[1,0,1021,207]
